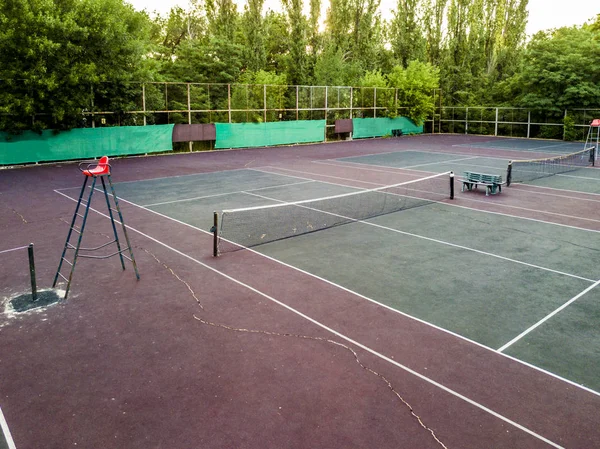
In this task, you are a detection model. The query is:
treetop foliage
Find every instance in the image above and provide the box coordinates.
[0,0,599,132]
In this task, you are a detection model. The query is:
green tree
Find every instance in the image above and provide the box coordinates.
[282,0,309,85]
[150,2,206,61]
[511,26,600,110]
[387,61,439,124]
[388,0,426,67]
[0,0,155,132]
[263,12,290,74]
[241,0,267,72]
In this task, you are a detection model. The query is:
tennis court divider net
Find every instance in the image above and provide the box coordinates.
[212,171,454,255]
[506,146,595,186]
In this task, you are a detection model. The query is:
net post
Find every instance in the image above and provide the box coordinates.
[449,172,454,199]
[213,212,218,257]
[591,147,596,167]
[28,243,37,301]
[506,162,512,187]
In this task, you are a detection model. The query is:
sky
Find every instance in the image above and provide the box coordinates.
[128,0,597,37]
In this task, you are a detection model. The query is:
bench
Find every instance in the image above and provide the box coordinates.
[461,171,503,196]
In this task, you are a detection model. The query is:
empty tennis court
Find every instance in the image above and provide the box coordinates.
[1,134,599,448]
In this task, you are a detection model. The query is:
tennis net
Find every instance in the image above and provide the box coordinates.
[213,171,454,255]
[506,147,595,186]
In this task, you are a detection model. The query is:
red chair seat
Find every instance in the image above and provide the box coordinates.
[83,156,110,177]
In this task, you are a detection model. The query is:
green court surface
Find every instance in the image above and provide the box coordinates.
[109,150,600,393]
[505,286,600,390]
[455,139,584,154]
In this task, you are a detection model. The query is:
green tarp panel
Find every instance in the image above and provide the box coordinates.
[0,125,174,165]
[215,120,326,149]
[352,117,423,139]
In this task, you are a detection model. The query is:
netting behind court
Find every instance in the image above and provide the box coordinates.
[215,171,454,254]
[507,146,595,186]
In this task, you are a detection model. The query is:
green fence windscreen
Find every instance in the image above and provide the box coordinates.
[0,125,174,165]
[352,117,422,139]
[215,120,326,149]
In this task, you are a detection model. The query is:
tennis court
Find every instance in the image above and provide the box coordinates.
[1,134,599,448]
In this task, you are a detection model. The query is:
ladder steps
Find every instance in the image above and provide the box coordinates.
[53,170,139,299]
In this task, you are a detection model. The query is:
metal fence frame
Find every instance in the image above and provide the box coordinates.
[427,106,600,141]
[12,80,600,143]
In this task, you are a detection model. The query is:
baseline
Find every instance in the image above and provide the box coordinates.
[0,406,16,449]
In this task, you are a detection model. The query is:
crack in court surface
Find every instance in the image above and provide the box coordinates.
[142,247,449,449]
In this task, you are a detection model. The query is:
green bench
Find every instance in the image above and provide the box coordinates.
[461,171,503,196]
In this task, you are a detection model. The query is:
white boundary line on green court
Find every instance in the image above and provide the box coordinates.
[0,406,17,449]
[142,180,315,208]
[553,173,600,181]
[516,183,600,198]
[52,189,567,448]
[313,158,506,175]
[510,186,600,203]
[497,279,600,352]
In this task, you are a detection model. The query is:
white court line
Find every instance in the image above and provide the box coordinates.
[315,156,508,176]
[0,406,17,449]
[498,279,600,352]
[506,187,600,204]
[461,194,600,224]
[0,245,29,255]
[143,180,315,207]
[54,167,252,190]
[554,173,600,181]
[317,155,480,172]
[515,183,600,198]
[259,166,600,225]
[243,191,593,282]
[54,188,600,397]
[452,143,573,154]
[52,189,565,448]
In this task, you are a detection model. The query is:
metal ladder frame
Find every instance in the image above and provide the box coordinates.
[53,166,139,299]
[584,119,600,160]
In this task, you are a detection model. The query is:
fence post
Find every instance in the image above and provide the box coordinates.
[228,84,231,124]
[350,87,353,119]
[264,84,267,123]
[296,85,299,121]
[187,83,192,151]
[495,108,499,136]
[373,88,377,118]
[465,107,469,134]
[142,84,146,126]
[527,110,531,138]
